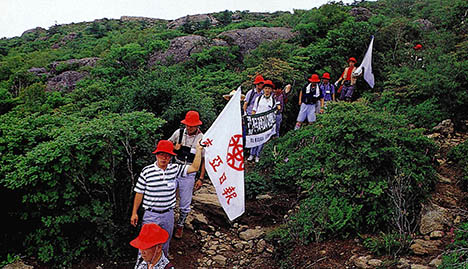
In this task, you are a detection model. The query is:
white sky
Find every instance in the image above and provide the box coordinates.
[0,0,354,38]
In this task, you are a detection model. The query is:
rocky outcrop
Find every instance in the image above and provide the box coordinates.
[419,202,453,235]
[49,57,100,74]
[21,27,46,37]
[167,14,220,29]
[217,26,296,55]
[148,35,228,65]
[413,19,434,31]
[120,16,167,25]
[51,32,80,49]
[349,7,373,21]
[46,71,87,92]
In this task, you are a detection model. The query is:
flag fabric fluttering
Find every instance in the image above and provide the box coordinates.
[201,87,245,221]
[354,35,375,88]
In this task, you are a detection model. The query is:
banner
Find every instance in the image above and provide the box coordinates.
[354,35,375,88]
[202,87,244,221]
[244,108,277,148]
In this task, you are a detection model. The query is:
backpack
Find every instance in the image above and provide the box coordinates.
[173,127,195,163]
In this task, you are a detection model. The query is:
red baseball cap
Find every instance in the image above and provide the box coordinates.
[308,74,320,83]
[348,57,357,63]
[263,80,275,88]
[322,72,331,80]
[181,110,202,126]
[253,75,264,85]
[130,223,169,250]
[152,140,176,156]
[414,44,422,50]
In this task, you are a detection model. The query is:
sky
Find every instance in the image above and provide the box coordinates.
[0,0,354,39]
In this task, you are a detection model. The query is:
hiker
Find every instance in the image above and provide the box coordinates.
[248,80,280,163]
[130,223,175,269]
[168,110,205,239]
[243,75,264,115]
[273,83,292,137]
[335,57,358,101]
[320,72,335,106]
[130,139,204,256]
[294,74,324,130]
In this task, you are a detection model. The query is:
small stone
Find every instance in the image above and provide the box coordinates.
[256,194,272,200]
[368,259,382,267]
[256,239,266,253]
[215,231,221,237]
[354,256,371,269]
[212,255,227,266]
[430,230,444,239]
[319,250,327,255]
[429,258,442,267]
[454,215,461,224]
[411,265,430,269]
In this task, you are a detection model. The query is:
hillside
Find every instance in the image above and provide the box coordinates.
[1,0,468,268]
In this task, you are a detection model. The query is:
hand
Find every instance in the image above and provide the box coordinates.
[284,84,291,94]
[334,81,339,87]
[320,108,325,114]
[194,179,203,190]
[130,213,138,227]
[174,143,181,150]
[197,139,204,151]
[298,101,302,106]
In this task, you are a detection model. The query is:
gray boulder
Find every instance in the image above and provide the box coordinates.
[46,71,87,92]
[167,14,219,29]
[349,7,372,21]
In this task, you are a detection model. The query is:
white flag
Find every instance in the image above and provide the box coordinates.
[202,87,245,221]
[354,36,375,88]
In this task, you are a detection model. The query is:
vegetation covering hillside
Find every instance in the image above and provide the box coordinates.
[0,0,467,267]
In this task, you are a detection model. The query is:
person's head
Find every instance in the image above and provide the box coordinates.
[181,111,202,135]
[253,75,264,91]
[152,140,176,168]
[322,72,331,84]
[308,74,320,86]
[348,57,357,67]
[130,223,169,263]
[262,80,274,97]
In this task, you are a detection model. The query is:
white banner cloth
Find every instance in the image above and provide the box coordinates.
[354,35,375,88]
[202,88,245,221]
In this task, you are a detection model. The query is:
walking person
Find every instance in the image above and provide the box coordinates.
[273,83,291,137]
[320,72,335,107]
[130,139,204,256]
[168,110,206,239]
[247,80,280,163]
[130,223,175,269]
[243,75,264,115]
[335,57,358,101]
[294,74,324,130]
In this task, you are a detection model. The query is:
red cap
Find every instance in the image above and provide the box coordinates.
[253,75,264,85]
[414,44,422,50]
[181,110,202,126]
[322,72,331,80]
[152,140,176,156]
[263,80,275,88]
[130,223,169,250]
[308,74,320,83]
[348,57,357,63]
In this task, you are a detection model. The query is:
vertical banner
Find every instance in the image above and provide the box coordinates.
[202,87,244,221]
[354,35,375,88]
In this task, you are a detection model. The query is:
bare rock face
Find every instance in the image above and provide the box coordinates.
[410,239,443,255]
[413,19,434,31]
[419,202,452,235]
[349,7,373,21]
[167,14,219,29]
[49,57,100,74]
[148,35,228,65]
[46,71,87,92]
[432,119,455,137]
[21,27,46,37]
[217,27,295,55]
[51,32,80,49]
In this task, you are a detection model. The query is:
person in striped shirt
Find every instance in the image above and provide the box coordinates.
[130,139,204,256]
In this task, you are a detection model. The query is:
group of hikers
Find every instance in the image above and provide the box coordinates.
[128,57,361,268]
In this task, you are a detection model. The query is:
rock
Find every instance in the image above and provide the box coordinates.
[413,19,434,31]
[256,239,266,253]
[430,230,444,239]
[120,16,167,25]
[437,173,452,183]
[239,227,265,241]
[419,202,452,234]
[432,119,454,137]
[429,257,442,267]
[2,260,34,269]
[49,57,100,74]
[256,194,272,200]
[349,7,372,21]
[410,239,442,255]
[217,27,295,55]
[191,184,225,216]
[397,258,411,269]
[354,255,371,269]
[148,35,228,65]
[28,67,49,77]
[21,27,46,37]
[368,259,383,267]
[168,14,220,29]
[212,255,227,266]
[52,32,80,49]
[46,71,87,92]
[410,265,430,269]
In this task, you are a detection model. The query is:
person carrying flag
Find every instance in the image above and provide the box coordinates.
[335,57,358,101]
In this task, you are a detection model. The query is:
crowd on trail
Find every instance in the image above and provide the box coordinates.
[127,56,363,268]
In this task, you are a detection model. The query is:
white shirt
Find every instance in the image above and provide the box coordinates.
[252,95,277,114]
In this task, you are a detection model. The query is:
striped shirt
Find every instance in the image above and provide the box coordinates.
[134,162,188,211]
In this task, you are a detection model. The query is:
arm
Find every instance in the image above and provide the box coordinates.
[298,90,302,106]
[320,98,325,113]
[194,161,205,190]
[187,141,204,174]
[130,192,143,227]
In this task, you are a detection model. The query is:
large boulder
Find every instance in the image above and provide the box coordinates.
[349,7,372,21]
[167,14,219,29]
[49,57,100,74]
[217,27,295,55]
[148,35,228,65]
[419,202,452,235]
[46,71,87,92]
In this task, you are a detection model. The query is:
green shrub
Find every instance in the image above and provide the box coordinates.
[439,221,468,268]
[448,141,468,190]
[363,233,412,256]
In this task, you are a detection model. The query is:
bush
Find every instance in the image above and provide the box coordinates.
[253,101,437,241]
[439,221,468,268]
[363,233,412,256]
[448,140,468,190]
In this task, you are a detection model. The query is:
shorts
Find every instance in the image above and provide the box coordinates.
[296,102,319,123]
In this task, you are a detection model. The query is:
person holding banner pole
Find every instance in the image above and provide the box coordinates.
[168,110,205,239]
[294,74,324,130]
[273,83,291,138]
[248,80,280,163]
[130,139,204,257]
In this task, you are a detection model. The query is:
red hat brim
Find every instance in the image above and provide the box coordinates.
[130,226,169,250]
[152,148,177,155]
[181,119,203,126]
[308,78,321,83]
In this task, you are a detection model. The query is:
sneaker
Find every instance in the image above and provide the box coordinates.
[255,157,260,163]
[247,155,254,161]
[174,226,183,239]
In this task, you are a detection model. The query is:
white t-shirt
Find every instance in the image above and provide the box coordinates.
[252,95,277,114]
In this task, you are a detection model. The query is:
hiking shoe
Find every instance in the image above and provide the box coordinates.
[247,155,254,161]
[174,226,183,239]
[255,157,260,163]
